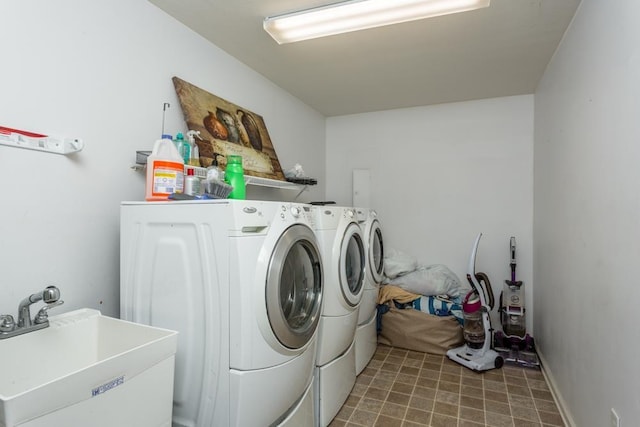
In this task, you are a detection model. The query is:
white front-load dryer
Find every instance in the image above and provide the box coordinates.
[120,199,323,427]
[228,201,323,426]
[354,208,385,375]
[309,205,365,427]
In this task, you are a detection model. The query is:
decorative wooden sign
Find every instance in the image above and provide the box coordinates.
[173,77,285,181]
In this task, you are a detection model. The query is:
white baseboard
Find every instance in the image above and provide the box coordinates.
[537,349,576,427]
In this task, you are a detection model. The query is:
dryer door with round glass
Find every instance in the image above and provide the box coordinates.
[368,219,384,284]
[267,224,323,350]
[341,223,366,307]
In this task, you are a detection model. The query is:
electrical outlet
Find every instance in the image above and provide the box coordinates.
[610,408,620,427]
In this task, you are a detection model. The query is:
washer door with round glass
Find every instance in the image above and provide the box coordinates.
[368,220,384,284]
[340,223,366,307]
[267,224,323,350]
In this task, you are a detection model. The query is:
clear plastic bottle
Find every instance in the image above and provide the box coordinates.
[206,154,222,182]
[186,131,200,167]
[174,132,190,165]
[224,155,246,199]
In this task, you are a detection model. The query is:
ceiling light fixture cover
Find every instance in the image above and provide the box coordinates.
[264,0,490,44]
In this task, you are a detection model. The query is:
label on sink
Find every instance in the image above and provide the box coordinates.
[91,375,125,397]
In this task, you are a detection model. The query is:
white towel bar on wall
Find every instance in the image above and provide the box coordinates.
[0,126,84,155]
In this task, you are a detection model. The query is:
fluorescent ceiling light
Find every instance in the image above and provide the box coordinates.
[264,0,490,44]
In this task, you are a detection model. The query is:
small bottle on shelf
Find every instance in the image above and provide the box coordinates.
[186,130,201,167]
[184,168,201,196]
[224,155,246,199]
[174,132,190,165]
[206,153,222,182]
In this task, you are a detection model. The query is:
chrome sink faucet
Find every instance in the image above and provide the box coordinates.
[0,285,64,339]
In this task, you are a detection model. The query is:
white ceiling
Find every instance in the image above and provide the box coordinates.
[149,0,581,117]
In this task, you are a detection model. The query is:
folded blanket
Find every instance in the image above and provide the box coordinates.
[378,284,420,305]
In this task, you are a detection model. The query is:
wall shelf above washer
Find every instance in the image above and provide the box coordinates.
[132,151,313,198]
[245,175,301,190]
[245,176,312,200]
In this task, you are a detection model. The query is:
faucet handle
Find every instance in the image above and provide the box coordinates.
[0,315,15,332]
[34,300,65,325]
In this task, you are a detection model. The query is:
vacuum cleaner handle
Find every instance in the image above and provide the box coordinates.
[468,233,482,275]
[475,272,495,310]
[510,236,517,281]
[466,233,495,309]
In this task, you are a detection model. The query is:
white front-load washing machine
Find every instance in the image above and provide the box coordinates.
[354,208,385,375]
[309,205,365,427]
[120,199,323,427]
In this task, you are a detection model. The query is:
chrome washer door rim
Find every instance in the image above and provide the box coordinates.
[266,224,323,349]
[340,223,365,307]
[369,220,384,283]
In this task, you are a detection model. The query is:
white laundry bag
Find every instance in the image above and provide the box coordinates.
[383,247,418,279]
[390,264,465,297]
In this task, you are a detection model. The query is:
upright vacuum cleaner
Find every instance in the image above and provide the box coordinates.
[493,236,540,368]
[447,233,503,371]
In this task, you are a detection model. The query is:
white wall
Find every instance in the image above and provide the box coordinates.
[0,0,325,318]
[327,96,534,331]
[534,0,640,425]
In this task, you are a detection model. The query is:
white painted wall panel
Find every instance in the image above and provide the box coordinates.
[534,0,640,424]
[327,96,534,332]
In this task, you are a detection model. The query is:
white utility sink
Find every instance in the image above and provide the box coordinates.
[0,309,178,427]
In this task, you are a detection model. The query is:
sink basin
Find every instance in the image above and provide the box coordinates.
[0,309,177,427]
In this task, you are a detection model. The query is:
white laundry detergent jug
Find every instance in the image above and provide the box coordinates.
[145,137,184,201]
